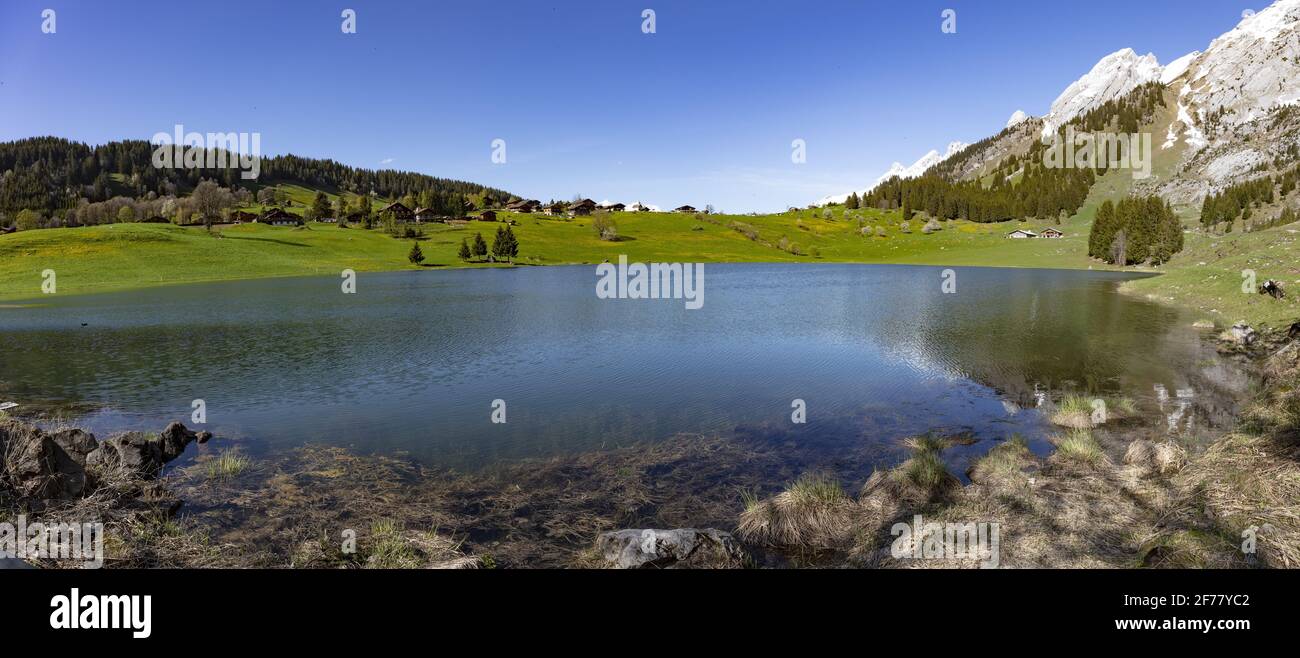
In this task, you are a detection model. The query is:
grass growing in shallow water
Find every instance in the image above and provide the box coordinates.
[1051,395,1095,429]
[205,450,250,481]
[366,519,421,569]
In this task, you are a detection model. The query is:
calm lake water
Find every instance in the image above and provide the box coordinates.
[0,264,1247,470]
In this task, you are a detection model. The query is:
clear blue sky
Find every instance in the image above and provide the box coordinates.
[0,0,1257,212]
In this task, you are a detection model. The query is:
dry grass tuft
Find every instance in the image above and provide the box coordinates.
[862,436,962,507]
[1173,431,1300,568]
[1051,429,1107,466]
[737,473,860,551]
[364,519,479,569]
[968,435,1034,487]
[1136,529,1245,568]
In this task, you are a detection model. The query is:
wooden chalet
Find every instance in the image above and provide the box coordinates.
[544,202,567,216]
[476,210,498,222]
[674,205,697,213]
[1006,229,1037,239]
[414,207,441,223]
[261,208,303,226]
[1040,228,1064,238]
[568,199,597,216]
[601,203,626,212]
[378,201,415,222]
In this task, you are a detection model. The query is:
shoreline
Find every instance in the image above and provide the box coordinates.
[4,325,1291,569]
[0,258,1150,305]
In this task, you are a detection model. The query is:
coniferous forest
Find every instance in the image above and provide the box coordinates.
[862,83,1168,226]
[0,136,514,217]
[1088,196,1184,265]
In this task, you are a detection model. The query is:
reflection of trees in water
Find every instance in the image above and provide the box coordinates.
[860,269,1245,431]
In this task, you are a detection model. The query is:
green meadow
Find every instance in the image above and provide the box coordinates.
[0,206,1092,297]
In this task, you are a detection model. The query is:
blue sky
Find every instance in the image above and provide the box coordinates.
[0,0,1259,212]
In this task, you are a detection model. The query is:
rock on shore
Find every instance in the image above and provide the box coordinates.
[594,528,748,569]
[1,419,210,507]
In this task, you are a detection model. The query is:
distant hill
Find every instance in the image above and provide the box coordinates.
[819,0,1300,222]
[0,136,517,216]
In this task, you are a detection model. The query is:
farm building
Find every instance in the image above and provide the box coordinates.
[1006,229,1037,239]
[569,199,597,216]
[1040,228,1064,238]
[378,202,414,222]
[261,208,302,226]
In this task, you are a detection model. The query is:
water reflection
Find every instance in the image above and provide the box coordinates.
[0,264,1248,467]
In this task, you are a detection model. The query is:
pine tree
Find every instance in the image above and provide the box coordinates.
[307,191,330,222]
[458,238,472,261]
[491,226,507,261]
[472,232,488,260]
[359,195,373,228]
[502,224,519,261]
[408,241,424,264]
[334,194,349,222]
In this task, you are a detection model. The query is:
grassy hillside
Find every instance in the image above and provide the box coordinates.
[0,207,1095,301]
[1122,225,1300,330]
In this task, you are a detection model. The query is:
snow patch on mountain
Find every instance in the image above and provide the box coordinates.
[1160,51,1200,84]
[1005,110,1029,129]
[1177,101,1208,150]
[1182,0,1300,129]
[1040,48,1163,137]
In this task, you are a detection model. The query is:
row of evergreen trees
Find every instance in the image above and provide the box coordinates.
[1088,197,1184,265]
[1198,166,1299,230]
[0,137,513,215]
[863,162,1095,224]
[457,225,519,262]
